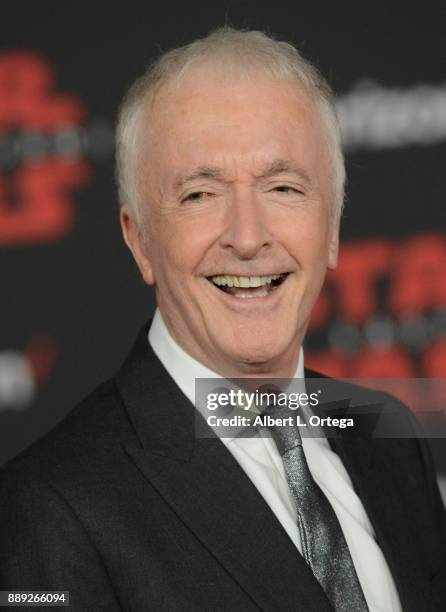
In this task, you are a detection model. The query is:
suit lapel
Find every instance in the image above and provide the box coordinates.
[115,326,332,611]
[305,370,437,612]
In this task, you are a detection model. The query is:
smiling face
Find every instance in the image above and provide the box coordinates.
[121,67,340,378]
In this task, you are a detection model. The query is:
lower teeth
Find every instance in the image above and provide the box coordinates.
[232,287,269,298]
[210,274,288,298]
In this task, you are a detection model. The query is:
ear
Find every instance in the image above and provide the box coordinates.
[327,213,340,271]
[120,205,155,285]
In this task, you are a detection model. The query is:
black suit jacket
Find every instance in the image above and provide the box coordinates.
[1,322,446,611]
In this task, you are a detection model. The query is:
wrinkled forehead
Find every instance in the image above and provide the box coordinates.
[136,66,331,194]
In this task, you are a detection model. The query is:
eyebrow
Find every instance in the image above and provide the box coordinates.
[173,166,227,191]
[254,159,311,184]
[173,159,311,191]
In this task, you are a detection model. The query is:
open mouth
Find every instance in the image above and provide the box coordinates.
[207,273,289,298]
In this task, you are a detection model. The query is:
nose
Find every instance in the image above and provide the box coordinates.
[219,188,272,259]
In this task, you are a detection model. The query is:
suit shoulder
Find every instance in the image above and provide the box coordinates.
[0,376,134,489]
[307,367,416,413]
[306,367,423,443]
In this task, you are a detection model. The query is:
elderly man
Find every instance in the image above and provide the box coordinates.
[1,27,445,612]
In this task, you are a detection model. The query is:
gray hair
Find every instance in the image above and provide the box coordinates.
[115,26,345,226]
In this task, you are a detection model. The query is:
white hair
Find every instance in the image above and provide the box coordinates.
[115,26,345,226]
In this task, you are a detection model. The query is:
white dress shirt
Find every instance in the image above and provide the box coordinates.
[149,308,401,612]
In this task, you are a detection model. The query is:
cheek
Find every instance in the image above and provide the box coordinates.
[280,210,331,264]
[148,214,218,280]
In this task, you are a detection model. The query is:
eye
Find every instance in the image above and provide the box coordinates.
[182,191,214,203]
[272,185,303,195]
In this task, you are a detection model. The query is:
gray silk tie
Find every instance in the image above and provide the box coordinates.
[268,408,369,612]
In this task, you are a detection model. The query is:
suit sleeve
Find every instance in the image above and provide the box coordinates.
[0,467,121,612]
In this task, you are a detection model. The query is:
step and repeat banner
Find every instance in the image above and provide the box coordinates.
[1,3,445,470]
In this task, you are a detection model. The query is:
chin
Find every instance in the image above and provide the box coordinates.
[225,337,290,370]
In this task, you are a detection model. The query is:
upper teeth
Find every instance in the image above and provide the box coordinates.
[211,274,282,288]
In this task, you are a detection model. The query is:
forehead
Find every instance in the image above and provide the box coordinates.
[140,66,329,183]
